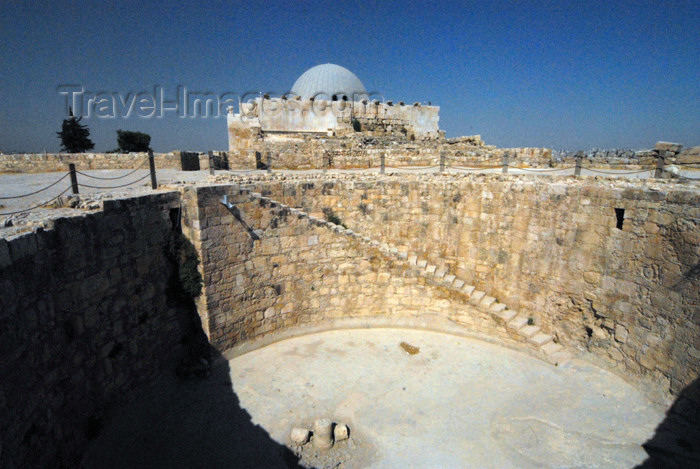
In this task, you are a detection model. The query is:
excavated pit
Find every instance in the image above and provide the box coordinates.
[83,328,665,468]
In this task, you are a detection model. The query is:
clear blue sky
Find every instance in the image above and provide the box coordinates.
[0,0,698,152]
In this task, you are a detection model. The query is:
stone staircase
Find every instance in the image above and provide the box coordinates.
[243,190,573,365]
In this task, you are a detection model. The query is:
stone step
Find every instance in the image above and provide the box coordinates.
[494,308,517,323]
[507,315,529,330]
[480,296,496,308]
[518,325,540,338]
[529,333,553,347]
[540,342,563,356]
[469,291,486,306]
[549,350,574,364]
[288,212,573,363]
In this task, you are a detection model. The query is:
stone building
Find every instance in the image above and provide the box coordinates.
[227,63,442,153]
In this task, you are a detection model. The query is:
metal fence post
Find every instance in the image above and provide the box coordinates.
[148,150,158,189]
[654,150,665,178]
[380,152,385,175]
[574,151,583,177]
[440,151,445,174]
[266,151,272,174]
[502,151,509,174]
[68,163,79,194]
[207,151,215,176]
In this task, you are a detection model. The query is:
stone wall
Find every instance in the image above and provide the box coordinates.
[227,135,551,170]
[241,174,699,396]
[0,192,192,468]
[227,98,441,145]
[180,185,528,356]
[0,152,183,173]
[552,142,700,167]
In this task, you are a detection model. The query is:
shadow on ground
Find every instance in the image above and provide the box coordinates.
[80,304,303,469]
[637,376,700,468]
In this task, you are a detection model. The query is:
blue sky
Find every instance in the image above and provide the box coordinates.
[0,0,698,152]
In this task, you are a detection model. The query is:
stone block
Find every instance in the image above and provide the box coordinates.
[507,315,528,330]
[529,333,553,347]
[469,291,486,305]
[518,325,540,338]
[416,260,428,268]
[541,342,563,356]
[434,269,447,279]
[443,274,456,286]
[452,279,465,289]
[654,141,683,153]
[614,324,628,343]
[479,296,496,308]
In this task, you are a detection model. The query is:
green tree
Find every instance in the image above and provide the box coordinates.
[117,130,151,153]
[57,108,95,153]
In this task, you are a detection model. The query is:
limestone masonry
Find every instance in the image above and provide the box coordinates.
[1,170,699,467]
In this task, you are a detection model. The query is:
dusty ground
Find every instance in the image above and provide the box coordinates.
[82,328,666,468]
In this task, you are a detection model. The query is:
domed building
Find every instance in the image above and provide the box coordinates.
[227,63,441,152]
[290,63,367,101]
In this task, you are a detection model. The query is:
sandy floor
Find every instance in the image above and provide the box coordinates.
[83,328,665,468]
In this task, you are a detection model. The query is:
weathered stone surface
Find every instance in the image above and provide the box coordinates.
[290,427,310,445]
[654,141,683,153]
[0,192,189,468]
[313,419,334,450]
[334,424,349,441]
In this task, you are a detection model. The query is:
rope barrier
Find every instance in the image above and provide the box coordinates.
[583,168,652,175]
[385,165,440,171]
[0,186,72,216]
[78,172,152,190]
[75,157,149,180]
[517,166,575,172]
[449,166,502,170]
[0,173,70,200]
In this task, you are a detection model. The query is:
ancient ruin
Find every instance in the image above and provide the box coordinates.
[1,65,699,468]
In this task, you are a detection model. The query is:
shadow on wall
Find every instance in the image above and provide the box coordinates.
[637,376,700,467]
[81,298,303,468]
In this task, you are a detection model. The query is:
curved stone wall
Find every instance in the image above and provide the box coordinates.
[181,185,540,358]
[235,174,699,397]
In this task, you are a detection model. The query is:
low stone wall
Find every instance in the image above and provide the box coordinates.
[553,142,700,167]
[242,174,699,396]
[226,136,551,170]
[0,152,183,173]
[0,192,192,468]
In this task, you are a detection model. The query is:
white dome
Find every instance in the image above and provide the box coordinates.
[290,64,366,100]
